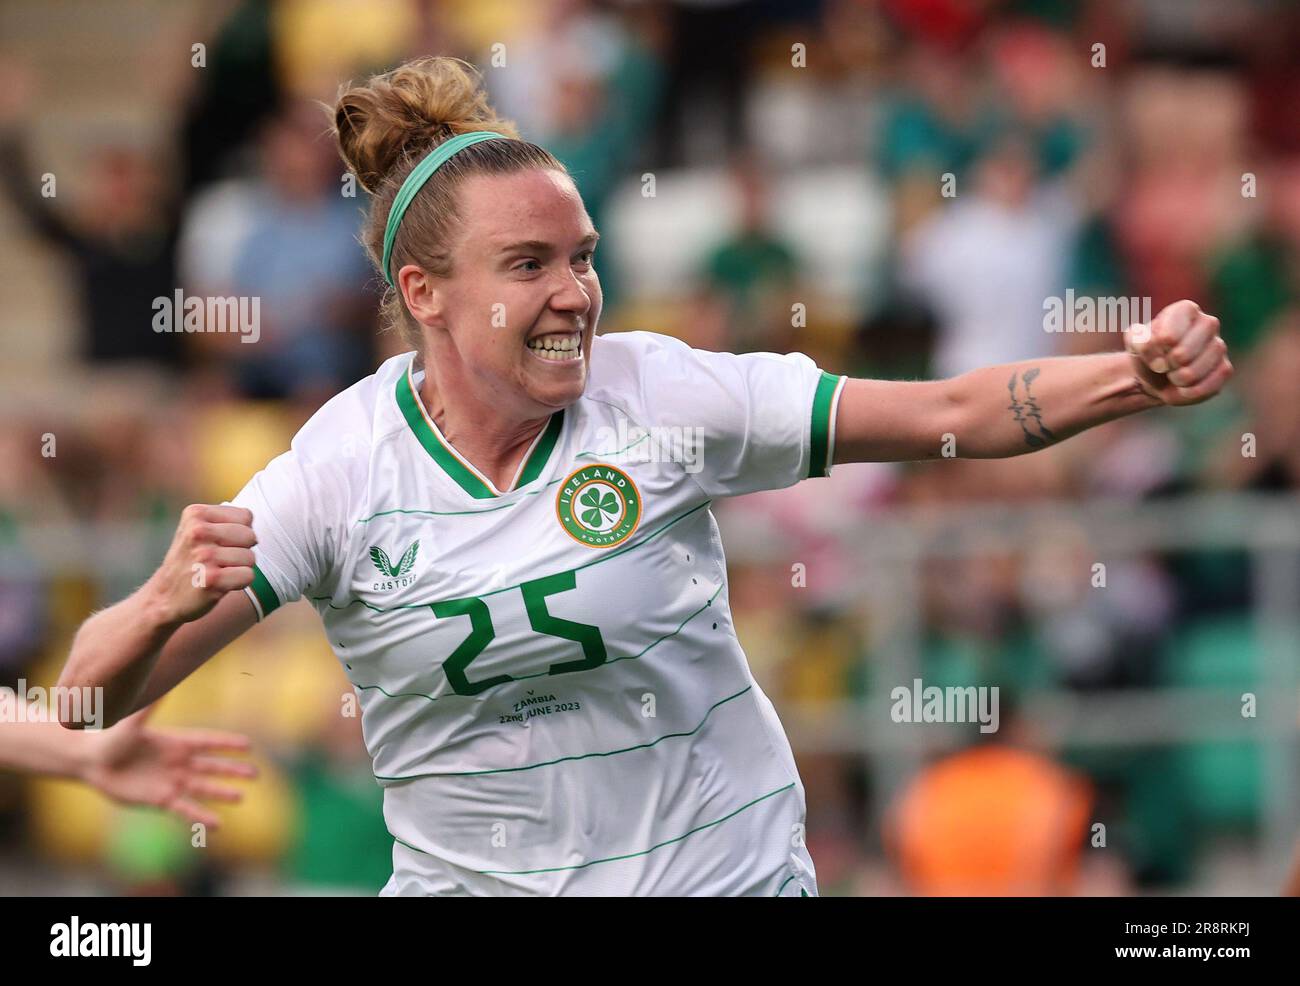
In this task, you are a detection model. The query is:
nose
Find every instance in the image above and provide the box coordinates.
[549,266,592,317]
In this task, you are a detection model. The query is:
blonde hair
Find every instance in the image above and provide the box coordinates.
[333,56,567,348]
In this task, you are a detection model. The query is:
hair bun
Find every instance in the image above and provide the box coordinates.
[333,56,519,194]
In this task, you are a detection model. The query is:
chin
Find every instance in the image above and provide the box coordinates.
[523,371,586,410]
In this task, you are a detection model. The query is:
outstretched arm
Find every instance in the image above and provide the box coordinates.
[0,702,256,828]
[833,300,1232,464]
[0,703,104,777]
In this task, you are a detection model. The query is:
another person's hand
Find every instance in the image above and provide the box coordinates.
[80,704,257,829]
[1124,299,1233,406]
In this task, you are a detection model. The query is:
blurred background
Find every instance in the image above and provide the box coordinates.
[0,0,1297,896]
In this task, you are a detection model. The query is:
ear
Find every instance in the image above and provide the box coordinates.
[397,264,446,329]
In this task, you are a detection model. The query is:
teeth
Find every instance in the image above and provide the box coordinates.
[526,333,581,360]
[528,335,577,351]
[532,347,580,361]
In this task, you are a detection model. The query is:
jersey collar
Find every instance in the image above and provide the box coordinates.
[396,358,565,499]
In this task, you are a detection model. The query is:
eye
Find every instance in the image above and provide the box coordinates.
[514,259,543,273]
[574,250,595,268]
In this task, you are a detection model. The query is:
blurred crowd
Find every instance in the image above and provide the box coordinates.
[0,0,1297,896]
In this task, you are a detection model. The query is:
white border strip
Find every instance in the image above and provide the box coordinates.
[825,374,847,477]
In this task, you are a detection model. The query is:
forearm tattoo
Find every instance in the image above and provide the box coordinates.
[1006,368,1057,448]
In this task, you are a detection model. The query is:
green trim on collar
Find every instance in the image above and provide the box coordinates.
[396,364,564,499]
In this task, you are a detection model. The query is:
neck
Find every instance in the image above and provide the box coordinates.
[418,358,552,493]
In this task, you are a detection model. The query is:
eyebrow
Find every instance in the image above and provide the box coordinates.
[496,231,600,254]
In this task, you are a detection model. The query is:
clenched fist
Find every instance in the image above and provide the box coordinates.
[1124,300,1234,406]
[145,504,257,626]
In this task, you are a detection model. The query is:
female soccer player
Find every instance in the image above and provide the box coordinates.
[57,57,1233,896]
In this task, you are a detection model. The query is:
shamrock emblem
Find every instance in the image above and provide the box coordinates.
[579,486,619,529]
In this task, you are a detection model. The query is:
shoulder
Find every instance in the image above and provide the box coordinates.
[584,330,708,403]
[583,330,703,425]
[586,329,818,408]
[279,350,413,489]
[588,329,689,375]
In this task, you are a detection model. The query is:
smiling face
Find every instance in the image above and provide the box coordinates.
[398,168,601,420]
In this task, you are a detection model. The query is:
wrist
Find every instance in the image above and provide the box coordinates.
[61,725,102,781]
[1113,352,1166,411]
[139,574,187,633]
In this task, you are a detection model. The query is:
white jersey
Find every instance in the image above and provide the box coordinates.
[231,330,846,896]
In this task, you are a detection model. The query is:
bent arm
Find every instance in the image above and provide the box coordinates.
[57,503,260,729]
[0,128,82,249]
[57,588,257,729]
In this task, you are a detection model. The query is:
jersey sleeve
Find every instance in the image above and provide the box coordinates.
[626,332,847,498]
[225,448,346,620]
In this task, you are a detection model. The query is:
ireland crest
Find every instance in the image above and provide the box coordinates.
[556,465,641,548]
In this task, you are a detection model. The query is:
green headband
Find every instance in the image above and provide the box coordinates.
[381,130,508,288]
